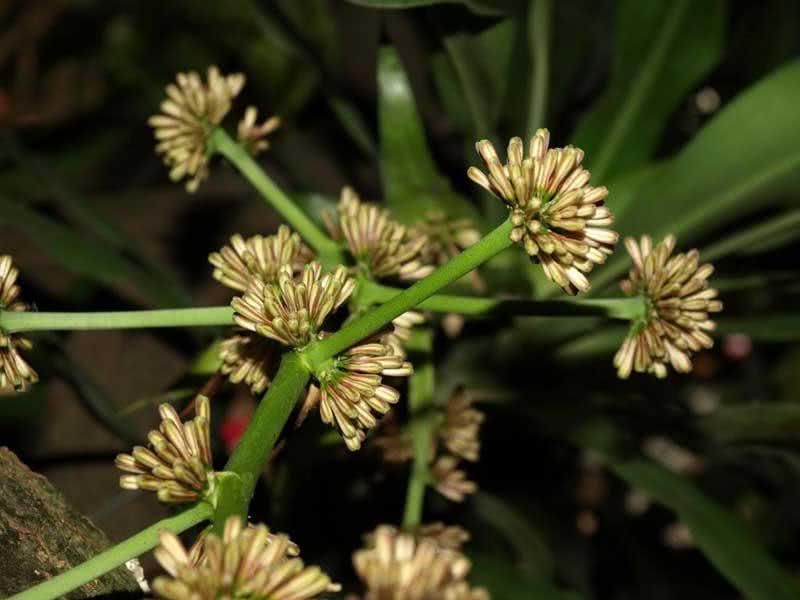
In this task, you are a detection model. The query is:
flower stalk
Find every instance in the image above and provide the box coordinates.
[210,128,344,265]
[302,218,516,369]
[0,306,234,333]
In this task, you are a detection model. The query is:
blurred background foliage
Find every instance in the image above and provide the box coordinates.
[2,0,800,598]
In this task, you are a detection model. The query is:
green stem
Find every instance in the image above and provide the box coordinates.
[402,330,435,529]
[356,280,643,320]
[8,502,212,600]
[222,353,311,518]
[210,128,343,265]
[303,219,515,368]
[0,306,233,333]
[527,0,551,136]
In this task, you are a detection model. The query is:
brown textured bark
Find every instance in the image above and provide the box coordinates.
[0,447,140,598]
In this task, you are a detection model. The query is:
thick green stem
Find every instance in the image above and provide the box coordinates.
[356,280,643,320]
[303,219,515,368]
[402,330,435,529]
[0,306,233,333]
[210,128,343,264]
[527,0,551,136]
[8,502,212,600]
[222,353,311,519]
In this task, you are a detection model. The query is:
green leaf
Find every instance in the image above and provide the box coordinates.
[700,403,800,445]
[378,47,482,226]
[0,196,181,308]
[469,552,582,600]
[574,421,800,600]
[591,59,800,292]
[701,211,800,261]
[716,315,800,342]
[472,492,555,580]
[572,0,725,181]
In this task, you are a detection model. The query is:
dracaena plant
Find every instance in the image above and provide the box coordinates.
[0,0,800,600]
[0,59,731,600]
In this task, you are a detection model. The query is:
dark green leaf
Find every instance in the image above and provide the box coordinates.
[592,60,800,291]
[716,315,800,342]
[0,196,181,307]
[572,0,725,180]
[378,47,482,225]
[574,421,800,600]
[346,0,521,15]
[700,403,800,445]
[701,211,800,261]
[470,552,582,600]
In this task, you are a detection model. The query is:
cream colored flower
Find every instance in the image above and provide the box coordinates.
[417,523,471,551]
[153,516,339,600]
[414,211,481,266]
[468,130,617,294]
[0,255,38,391]
[232,262,355,348]
[149,66,245,192]
[209,226,314,292]
[439,389,484,463]
[353,525,488,600]
[325,187,434,281]
[218,333,281,394]
[614,235,722,379]
[431,455,477,503]
[238,106,281,156]
[115,395,213,504]
[318,341,413,451]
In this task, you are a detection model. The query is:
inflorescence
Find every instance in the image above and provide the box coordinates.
[353,524,488,600]
[0,255,38,391]
[468,129,618,294]
[614,235,722,379]
[115,395,214,504]
[153,516,340,600]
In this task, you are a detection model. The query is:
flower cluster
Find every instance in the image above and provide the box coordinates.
[0,255,38,391]
[210,225,314,292]
[218,334,281,395]
[237,106,281,156]
[413,210,481,266]
[371,388,482,502]
[319,340,413,451]
[468,130,617,294]
[149,66,245,192]
[353,525,488,600]
[153,516,339,600]
[232,262,355,348]
[325,187,434,281]
[614,235,722,379]
[115,395,213,504]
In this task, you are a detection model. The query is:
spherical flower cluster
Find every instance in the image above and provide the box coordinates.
[468,130,618,294]
[149,66,245,192]
[353,525,489,600]
[438,389,484,462]
[319,341,413,451]
[231,262,355,348]
[614,235,722,379]
[115,395,213,504]
[209,225,313,292]
[325,187,434,281]
[153,516,339,600]
[218,334,281,395]
[413,211,481,266]
[431,455,477,503]
[0,255,37,391]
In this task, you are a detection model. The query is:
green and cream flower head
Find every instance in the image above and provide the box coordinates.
[0,255,38,391]
[614,235,723,379]
[149,66,245,192]
[209,225,314,292]
[325,187,435,282]
[414,211,481,266]
[115,395,213,504]
[416,523,471,551]
[468,129,618,294]
[218,333,281,395]
[232,262,355,348]
[439,389,484,463]
[153,516,339,600]
[237,106,281,156]
[431,455,478,503]
[353,525,489,600]
[318,340,413,451]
